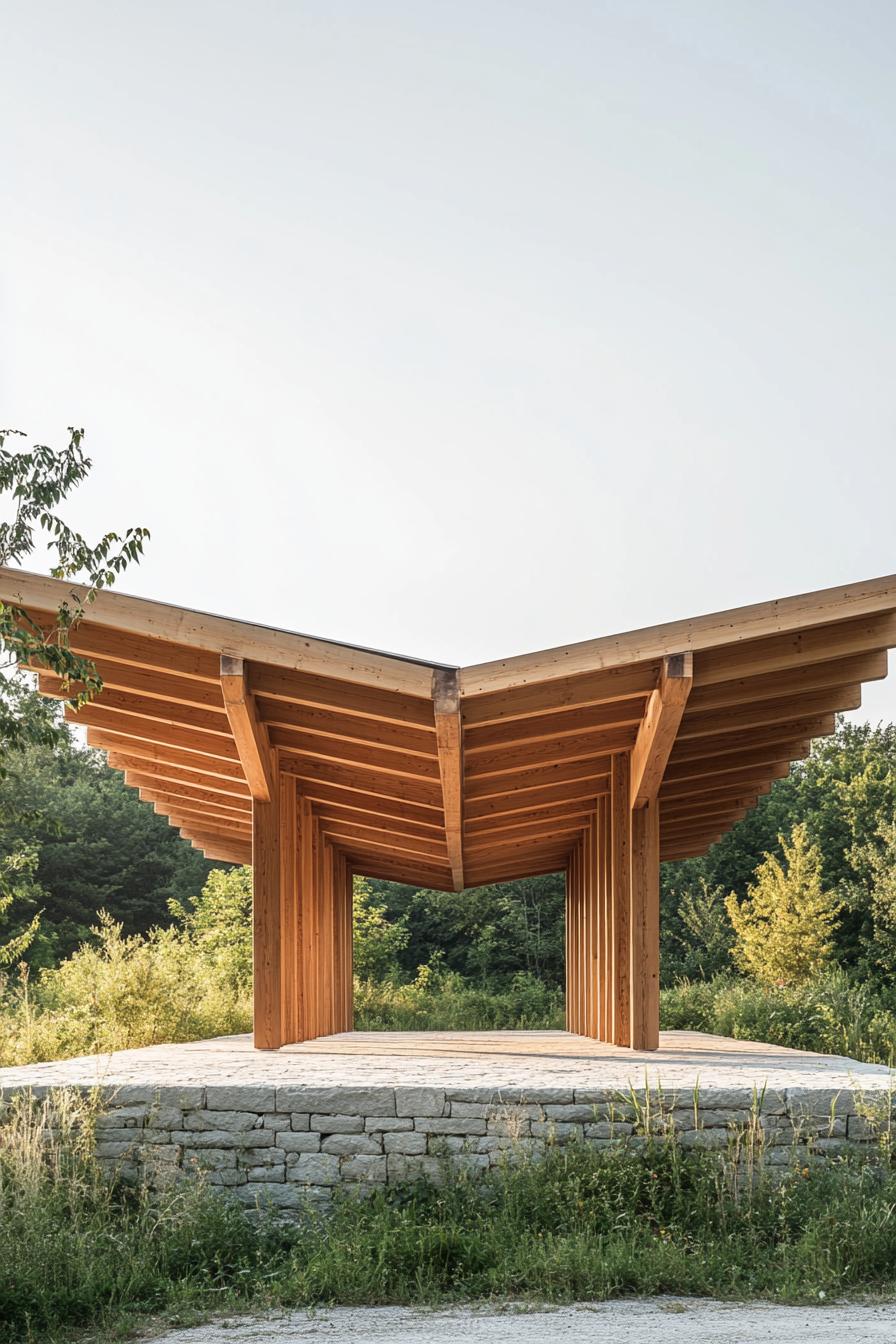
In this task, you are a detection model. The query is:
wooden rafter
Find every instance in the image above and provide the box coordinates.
[433,668,465,891]
[219,655,275,803]
[630,653,694,808]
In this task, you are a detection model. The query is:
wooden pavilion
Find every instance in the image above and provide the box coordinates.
[3,567,895,1052]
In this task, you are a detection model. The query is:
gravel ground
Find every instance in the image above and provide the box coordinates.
[140,1298,896,1343]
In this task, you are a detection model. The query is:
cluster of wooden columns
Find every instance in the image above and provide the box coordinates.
[252,743,662,1052]
[565,754,660,1051]
[253,758,354,1049]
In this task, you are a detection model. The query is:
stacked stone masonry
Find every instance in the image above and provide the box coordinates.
[22,1080,896,1213]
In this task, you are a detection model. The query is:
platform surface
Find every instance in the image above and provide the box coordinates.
[0,1030,892,1095]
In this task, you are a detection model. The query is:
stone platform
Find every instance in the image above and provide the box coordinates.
[2,1031,893,1210]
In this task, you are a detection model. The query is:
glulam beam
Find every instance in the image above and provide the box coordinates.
[630,653,693,808]
[433,668,465,891]
[220,655,276,802]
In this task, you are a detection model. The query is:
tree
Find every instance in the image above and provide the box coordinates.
[352,878,409,982]
[725,824,842,985]
[852,822,896,978]
[0,426,149,759]
[0,693,215,961]
[662,879,733,982]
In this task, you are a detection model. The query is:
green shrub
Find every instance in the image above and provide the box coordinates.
[354,965,563,1031]
[661,969,896,1065]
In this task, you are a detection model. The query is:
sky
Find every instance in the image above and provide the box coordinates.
[2,1,895,723]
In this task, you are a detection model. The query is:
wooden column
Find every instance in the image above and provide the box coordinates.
[610,752,632,1047]
[252,760,304,1050]
[252,749,282,1050]
[630,797,660,1050]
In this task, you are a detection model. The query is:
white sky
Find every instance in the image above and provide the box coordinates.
[3,1,895,722]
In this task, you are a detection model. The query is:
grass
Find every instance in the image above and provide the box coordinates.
[660,970,896,1066]
[354,970,564,1031]
[4,1091,896,1342]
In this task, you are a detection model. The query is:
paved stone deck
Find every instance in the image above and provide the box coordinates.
[0,1029,891,1095]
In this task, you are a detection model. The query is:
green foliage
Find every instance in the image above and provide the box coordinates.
[168,865,253,999]
[0,699,215,960]
[0,848,43,968]
[0,426,149,760]
[851,821,896,977]
[660,878,733,982]
[367,873,565,987]
[355,966,563,1031]
[725,824,842,985]
[352,877,409,982]
[663,719,896,979]
[660,970,896,1065]
[5,1094,896,1341]
[0,869,254,1066]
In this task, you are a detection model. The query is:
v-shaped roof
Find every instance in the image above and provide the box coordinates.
[4,566,894,889]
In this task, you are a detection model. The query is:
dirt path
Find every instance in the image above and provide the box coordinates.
[141,1298,896,1343]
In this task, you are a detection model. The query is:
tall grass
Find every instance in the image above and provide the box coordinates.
[354,968,564,1031]
[4,1091,896,1342]
[661,970,896,1066]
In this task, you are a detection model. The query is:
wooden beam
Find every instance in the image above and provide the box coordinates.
[687,649,888,712]
[465,726,637,780]
[460,574,896,695]
[464,696,647,753]
[0,566,436,696]
[220,655,275,803]
[630,653,693,808]
[433,668,465,892]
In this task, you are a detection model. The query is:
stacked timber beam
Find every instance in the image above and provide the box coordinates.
[3,565,895,1052]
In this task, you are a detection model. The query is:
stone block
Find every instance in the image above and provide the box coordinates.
[140,1128,179,1145]
[96,1105,147,1128]
[531,1121,582,1141]
[518,1088,575,1106]
[290,1113,311,1131]
[384,1131,427,1155]
[311,1113,363,1133]
[276,1086,395,1116]
[321,1133,381,1156]
[395,1086,446,1117]
[185,1149,236,1170]
[341,1155,387,1182]
[414,1117,486,1135]
[207,1169,246,1186]
[184,1109,262,1133]
[141,1144,181,1165]
[448,1102,490,1119]
[677,1128,731,1150]
[584,1122,632,1140]
[173,1129,274,1149]
[287,1153,340,1186]
[263,1113,291,1131]
[247,1165,285,1181]
[205,1086,276,1112]
[146,1105,185,1130]
[787,1087,855,1119]
[366,1116,413,1132]
[543,1105,598,1123]
[238,1146,282,1167]
[386,1153,444,1184]
[277,1132,320,1154]
[94,1140,138,1159]
[450,1153,489,1176]
[234,1183,304,1209]
[486,1116,531,1139]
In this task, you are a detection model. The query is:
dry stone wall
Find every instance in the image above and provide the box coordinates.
[20,1079,883,1213]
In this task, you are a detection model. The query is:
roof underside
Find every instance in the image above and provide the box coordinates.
[4,567,895,889]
